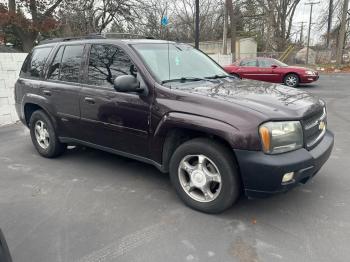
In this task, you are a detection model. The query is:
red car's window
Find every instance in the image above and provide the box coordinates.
[240,59,257,67]
[258,59,274,68]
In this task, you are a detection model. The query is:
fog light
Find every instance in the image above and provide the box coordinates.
[282,172,294,183]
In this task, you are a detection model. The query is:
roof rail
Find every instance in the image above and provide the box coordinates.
[38,33,106,45]
[102,33,154,39]
[38,32,154,45]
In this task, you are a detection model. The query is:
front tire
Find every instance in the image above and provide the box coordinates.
[29,110,66,158]
[169,138,240,213]
[230,73,241,79]
[284,73,300,87]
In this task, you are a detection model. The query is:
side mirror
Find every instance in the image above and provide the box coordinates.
[113,75,143,93]
[271,64,278,69]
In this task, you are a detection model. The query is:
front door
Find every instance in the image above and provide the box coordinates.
[257,58,280,83]
[79,44,151,158]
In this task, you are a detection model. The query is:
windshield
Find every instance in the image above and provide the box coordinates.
[132,43,228,83]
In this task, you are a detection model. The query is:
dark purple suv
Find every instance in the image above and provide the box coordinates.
[15,38,334,213]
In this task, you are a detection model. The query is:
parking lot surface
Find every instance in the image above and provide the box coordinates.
[1,74,350,262]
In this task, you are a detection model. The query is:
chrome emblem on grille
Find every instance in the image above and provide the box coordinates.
[318,120,325,130]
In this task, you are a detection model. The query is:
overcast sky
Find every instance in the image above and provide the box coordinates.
[293,0,331,45]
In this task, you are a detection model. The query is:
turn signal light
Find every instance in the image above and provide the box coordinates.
[259,126,270,152]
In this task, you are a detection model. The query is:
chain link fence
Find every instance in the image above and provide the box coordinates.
[208,49,350,67]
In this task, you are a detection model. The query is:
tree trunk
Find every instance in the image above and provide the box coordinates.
[21,32,38,52]
[222,1,228,55]
[336,0,349,65]
[227,0,236,62]
[8,0,15,13]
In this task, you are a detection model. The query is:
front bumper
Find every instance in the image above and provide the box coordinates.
[300,74,319,83]
[234,130,334,198]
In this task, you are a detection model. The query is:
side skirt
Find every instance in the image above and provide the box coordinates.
[59,137,166,173]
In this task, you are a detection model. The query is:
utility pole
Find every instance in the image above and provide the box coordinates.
[195,0,200,49]
[326,0,333,48]
[298,22,306,44]
[336,0,349,65]
[222,1,228,55]
[305,1,320,65]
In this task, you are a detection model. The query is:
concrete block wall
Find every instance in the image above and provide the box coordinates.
[0,53,28,126]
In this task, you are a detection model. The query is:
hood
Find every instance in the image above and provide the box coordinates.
[170,78,323,119]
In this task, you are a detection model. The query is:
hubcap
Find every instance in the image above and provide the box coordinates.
[34,120,50,149]
[178,155,222,203]
[285,75,297,87]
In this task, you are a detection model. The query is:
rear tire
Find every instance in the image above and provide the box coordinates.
[29,110,66,158]
[284,73,299,87]
[169,138,240,213]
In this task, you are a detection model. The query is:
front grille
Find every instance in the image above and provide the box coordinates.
[302,107,327,150]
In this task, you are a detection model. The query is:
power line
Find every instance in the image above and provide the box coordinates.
[305,1,320,65]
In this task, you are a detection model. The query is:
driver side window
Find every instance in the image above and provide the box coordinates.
[258,59,273,68]
[87,44,134,87]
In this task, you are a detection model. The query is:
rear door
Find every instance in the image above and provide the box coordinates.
[43,44,86,139]
[238,59,260,80]
[79,44,151,157]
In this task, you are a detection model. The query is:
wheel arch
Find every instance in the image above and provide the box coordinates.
[283,72,300,81]
[23,102,57,128]
[153,112,241,173]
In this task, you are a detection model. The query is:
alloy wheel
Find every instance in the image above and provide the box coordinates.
[178,154,222,203]
[285,75,298,87]
[34,120,50,149]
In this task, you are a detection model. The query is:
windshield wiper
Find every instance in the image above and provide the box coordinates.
[205,74,238,79]
[161,77,219,84]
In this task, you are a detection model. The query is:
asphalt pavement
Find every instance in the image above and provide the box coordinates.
[0,74,350,262]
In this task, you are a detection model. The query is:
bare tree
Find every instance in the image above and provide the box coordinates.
[336,0,349,64]
[1,0,64,50]
[256,0,301,51]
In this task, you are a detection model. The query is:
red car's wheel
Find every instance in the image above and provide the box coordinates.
[230,73,241,79]
[284,73,300,88]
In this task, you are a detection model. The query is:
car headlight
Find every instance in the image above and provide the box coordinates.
[259,121,303,154]
[305,70,315,75]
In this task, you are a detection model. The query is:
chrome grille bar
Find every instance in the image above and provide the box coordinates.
[304,108,326,130]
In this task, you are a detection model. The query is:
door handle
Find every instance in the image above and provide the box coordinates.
[84,97,95,104]
[43,90,52,96]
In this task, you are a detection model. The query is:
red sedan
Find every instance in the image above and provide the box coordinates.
[223,57,319,88]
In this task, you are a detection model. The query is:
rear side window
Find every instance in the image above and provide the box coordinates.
[87,44,133,86]
[20,47,52,78]
[47,45,84,83]
[47,46,64,80]
[240,59,257,67]
[60,45,84,82]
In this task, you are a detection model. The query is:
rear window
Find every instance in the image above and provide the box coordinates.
[20,47,52,78]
